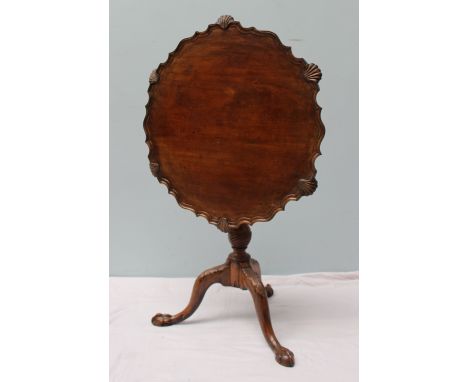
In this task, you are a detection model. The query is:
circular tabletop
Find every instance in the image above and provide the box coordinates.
[144,16,325,232]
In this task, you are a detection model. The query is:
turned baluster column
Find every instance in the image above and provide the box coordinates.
[228,224,252,262]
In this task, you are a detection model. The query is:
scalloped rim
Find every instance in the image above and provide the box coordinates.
[143,16,325,231]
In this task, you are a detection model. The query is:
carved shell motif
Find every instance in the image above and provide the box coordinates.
[149,162,160,177]
[304,63,322,83]
[144,17,325,231]
[217,217,230,233]
[216,15,235,29]
[149,69,159,84]
[297,178,318,196]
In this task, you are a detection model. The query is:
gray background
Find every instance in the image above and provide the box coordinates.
[110,0,358,277]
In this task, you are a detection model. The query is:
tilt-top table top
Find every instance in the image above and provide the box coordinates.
[144,15,325,232]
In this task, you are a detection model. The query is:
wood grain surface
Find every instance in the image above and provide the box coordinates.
[144,16,325,231]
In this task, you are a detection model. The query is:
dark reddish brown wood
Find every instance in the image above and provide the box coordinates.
[152,224,293,367]
[151,262,229,326]
[144,15,324,232]
[145,15,325,367]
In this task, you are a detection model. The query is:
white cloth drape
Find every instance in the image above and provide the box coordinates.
[110,272,358,382]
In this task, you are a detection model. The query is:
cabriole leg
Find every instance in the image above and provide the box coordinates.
[151,262,228,326]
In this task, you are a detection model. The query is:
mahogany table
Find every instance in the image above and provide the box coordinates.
[143,15,325,367]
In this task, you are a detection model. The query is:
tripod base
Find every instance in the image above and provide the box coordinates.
[151,224,294,367]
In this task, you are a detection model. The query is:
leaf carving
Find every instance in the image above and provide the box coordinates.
[217,217,230,233]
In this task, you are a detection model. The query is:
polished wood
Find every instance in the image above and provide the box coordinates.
[144,15,324,232]
[152,224,293,367]
[144,15,324,367]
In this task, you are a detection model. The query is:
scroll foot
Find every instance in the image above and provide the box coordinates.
[151,262,228,326]
[151,313,173,327]
[275,346,295,367]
